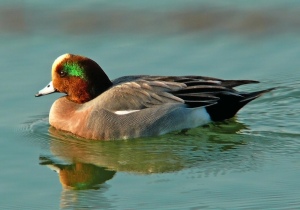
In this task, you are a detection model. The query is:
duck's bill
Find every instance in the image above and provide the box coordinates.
[35,81,57,97]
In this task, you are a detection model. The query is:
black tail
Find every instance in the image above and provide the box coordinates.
[206,88,275,121]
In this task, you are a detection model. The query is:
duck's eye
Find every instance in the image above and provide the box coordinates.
[59,70,67,77]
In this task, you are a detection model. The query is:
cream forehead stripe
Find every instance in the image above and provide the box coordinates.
[52,53,71,70]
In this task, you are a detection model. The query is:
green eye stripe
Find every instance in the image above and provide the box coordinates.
[63,62,86,80]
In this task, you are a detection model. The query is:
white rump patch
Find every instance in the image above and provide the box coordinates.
[114,110,140,115]
[193,107,211,124]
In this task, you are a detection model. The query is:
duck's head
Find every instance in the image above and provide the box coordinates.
[35,54,112,103]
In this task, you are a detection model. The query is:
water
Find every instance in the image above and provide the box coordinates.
[1,1,300,209]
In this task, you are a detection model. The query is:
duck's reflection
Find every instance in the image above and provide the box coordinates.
[45,126,189,175]
[39,157,116,190]
[36,119,257,208]
[40,119,250,190]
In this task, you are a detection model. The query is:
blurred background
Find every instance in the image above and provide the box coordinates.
[1,1,300,209]
[3,0,300,36]
[2,0,300,79]
[2,0,300,77]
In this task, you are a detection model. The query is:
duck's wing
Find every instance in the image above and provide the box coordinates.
[99,75,274,121]
[139,75,259,88]
[97,79,186,111]
[108,75,261,109]
[97,79,223,111]
[112,75,259,89]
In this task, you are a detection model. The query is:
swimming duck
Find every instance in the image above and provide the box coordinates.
[36,53,273,140]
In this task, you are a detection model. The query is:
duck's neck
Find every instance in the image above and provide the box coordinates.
[90,75,113,99]
[69,81,112,104]
[85,63,113,101]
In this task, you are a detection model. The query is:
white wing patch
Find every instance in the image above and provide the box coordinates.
[114,110,140,115]
[206,80,222,84]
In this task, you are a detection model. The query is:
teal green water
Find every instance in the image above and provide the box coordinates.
[1,1,300,209]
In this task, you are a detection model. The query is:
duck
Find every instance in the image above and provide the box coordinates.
[35,53,274,140]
